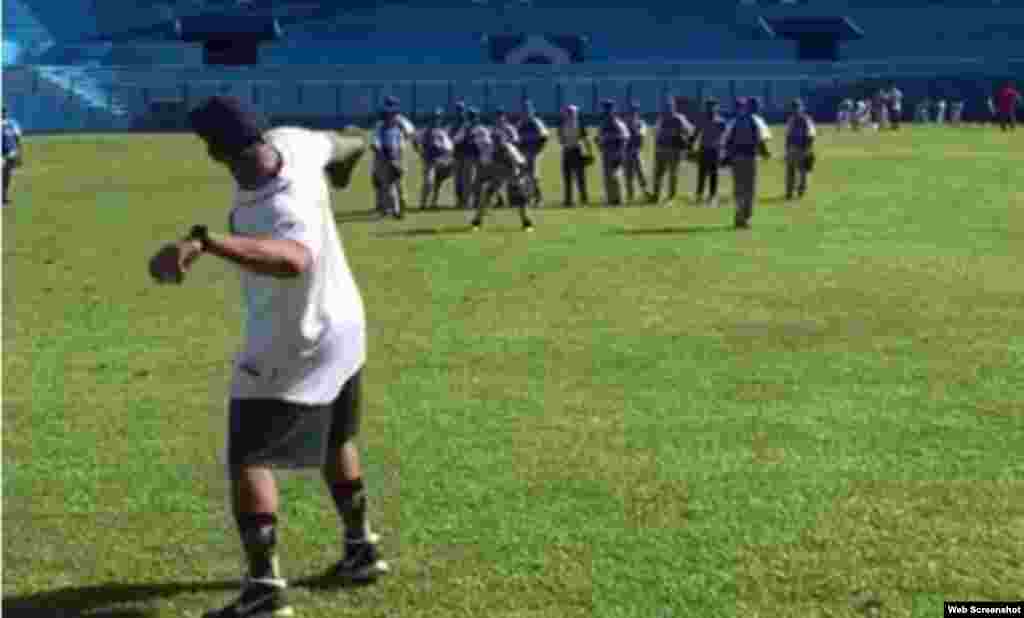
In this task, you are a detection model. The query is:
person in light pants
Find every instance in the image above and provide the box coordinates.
[596,99,630,206]
[417,108,455,210]
[468,113,534,230]
[623,101,652,203]
[651,96,695,204]
[371,97,410,219]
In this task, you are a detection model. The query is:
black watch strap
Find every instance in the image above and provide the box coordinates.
[188,225,209,251]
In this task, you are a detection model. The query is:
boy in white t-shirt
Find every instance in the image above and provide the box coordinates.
[148,96,388,618]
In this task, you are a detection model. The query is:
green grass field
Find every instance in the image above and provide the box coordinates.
[3,124,1023,618]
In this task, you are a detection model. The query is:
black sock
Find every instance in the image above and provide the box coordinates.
[237,512,279,580]
[330,478,369,542]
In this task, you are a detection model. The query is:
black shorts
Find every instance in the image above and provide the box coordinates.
[227,369,363,469]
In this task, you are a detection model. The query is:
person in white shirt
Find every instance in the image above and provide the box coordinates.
[147,96,388,618]
[935,99,948,125]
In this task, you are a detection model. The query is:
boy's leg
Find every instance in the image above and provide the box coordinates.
[323,371,389,581]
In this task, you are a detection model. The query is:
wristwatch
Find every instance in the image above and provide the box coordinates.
[188,224,210,251]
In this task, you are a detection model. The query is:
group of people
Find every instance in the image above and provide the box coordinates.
[142,92,819,617]
[367,94,819,230]
[835,81,1022,131]
[836,83,906,131]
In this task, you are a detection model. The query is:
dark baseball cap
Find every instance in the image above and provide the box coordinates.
[189,96,268,157]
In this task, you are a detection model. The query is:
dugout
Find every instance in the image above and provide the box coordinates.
[176,15,283,66]
[756,16,864,62]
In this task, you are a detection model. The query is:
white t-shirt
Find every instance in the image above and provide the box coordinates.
[228,127,366,405]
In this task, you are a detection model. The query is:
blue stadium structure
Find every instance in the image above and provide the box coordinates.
[4,0,1024,130]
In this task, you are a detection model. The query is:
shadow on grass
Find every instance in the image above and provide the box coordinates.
[611,224,737,236]
[333,208,381,223]
[3,576,373,617]
[2,581,236,617]
[373,226,477,237]
[760,195,806,205]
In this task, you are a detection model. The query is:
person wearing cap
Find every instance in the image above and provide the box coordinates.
[517,99,549,207]
[453,106,486,209]
[147,96,387,618]
[784,98,817,201]
[651,96,695,205]
[721,96,772,229]
[557,104,592,207]
[417,107,455,210]
[2,107,23,206]
[623,101,653,203]
[466,108,534,230]
[371,97,414,219]
[596,98,630,206]
[691,98,728,206]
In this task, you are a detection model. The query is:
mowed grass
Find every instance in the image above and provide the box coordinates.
[3,124,1023,618]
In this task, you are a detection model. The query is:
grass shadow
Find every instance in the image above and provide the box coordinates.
[373,226,476,238]
[2,576,375,617]
[333,209,381,223]
[611,224,737,236]
[761,195,800,205]
[2,581,238,617]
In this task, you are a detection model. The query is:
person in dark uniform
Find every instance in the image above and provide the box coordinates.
[557,104,592,207]
[784,98,817,200]
[691,98,727,207]
[596,99,630,206]
[517,99,550,207]
[651,96,695,205]
[450,101,475,208]
[722,97,772,229]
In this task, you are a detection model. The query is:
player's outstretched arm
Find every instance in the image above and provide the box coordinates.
[324,131,367,189]
[204,232,312,278]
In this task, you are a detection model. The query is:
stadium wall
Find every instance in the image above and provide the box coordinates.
[4,60,1022,133]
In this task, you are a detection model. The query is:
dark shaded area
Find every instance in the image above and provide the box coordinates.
[3,574,374,617]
